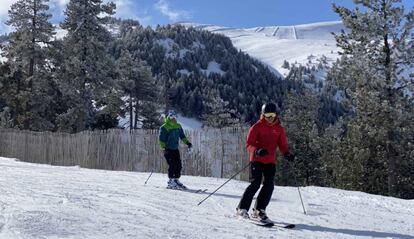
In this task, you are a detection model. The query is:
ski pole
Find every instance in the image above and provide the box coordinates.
[145,153,163,185]
[144,172,153,185]
[288,161,307,215]
[198,162,251,206]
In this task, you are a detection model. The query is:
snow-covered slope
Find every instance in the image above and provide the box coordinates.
[182,21,343,77]
[0,157,413,239]
[0,49,6,63]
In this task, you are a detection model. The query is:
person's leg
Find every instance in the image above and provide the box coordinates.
[164,150,174,179]
[254,163,276,211]
[170,149,182,178]
[169,150,186,188]
[237,162,263,210]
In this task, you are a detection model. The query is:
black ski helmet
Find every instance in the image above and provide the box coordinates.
[261,102,278,114]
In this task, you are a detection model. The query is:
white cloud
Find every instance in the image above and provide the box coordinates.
[111,0,152,25]
[54,0,69,8]
[154,0,191,22]
[48,0,69,20]
[0,0,17,17]
[0,0,67,17]
[0,0,154,33]
[0,0,17,34]
[0,0,67,33]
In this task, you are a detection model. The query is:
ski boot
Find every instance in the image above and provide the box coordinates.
[167,178,180,189]
[173,178,187,190]
[236,208,250,219]
[251,209,274,226]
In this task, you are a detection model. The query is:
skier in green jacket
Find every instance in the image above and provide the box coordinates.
[159,110,192,189]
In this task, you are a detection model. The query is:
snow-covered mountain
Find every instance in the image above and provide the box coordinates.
[1,157,413,239]
[181,21,344,77]
[2,21,343,76]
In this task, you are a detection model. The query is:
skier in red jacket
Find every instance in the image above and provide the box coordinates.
[237,102,295,224]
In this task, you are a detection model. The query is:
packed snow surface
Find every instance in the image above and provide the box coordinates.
[0,157,413,239]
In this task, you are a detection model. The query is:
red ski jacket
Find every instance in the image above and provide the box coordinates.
[246,115,289,164]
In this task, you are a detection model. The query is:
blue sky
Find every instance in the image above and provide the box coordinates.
[152,0,357,27]
[110,0,414,27]
[1,0,414,33]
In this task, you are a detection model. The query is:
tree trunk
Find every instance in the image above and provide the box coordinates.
[29,0,38,90]
[129,96,133,130]
[381,5,397,197]
[134,102,139,129]
[220,128,224,178]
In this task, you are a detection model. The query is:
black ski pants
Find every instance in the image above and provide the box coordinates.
[164,149,182,179]
[238,161,276,211]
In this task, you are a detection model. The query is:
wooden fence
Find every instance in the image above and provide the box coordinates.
[0,128,251,181]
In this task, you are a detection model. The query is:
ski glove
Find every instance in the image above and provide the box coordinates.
[284,152,295,162]
[255,148,268,157]
[187,142,192,149]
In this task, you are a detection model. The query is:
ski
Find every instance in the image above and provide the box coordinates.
[250,221,295,229]
[249,219,274,227]
[186,188,208,193]
[166,187,207,193]
[228,214,274,227]
[272,223,296,229]
[228,214,295,229]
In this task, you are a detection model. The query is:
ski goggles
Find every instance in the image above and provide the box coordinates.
[264,112,277,118]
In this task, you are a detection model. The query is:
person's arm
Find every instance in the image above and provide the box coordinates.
[159,126,168,150]
[247,125,268,157]
[179,127,192,148]
[246,125,259,155]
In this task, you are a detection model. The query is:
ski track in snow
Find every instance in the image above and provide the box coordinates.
[0,157,413,239]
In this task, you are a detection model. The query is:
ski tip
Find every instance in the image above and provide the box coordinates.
[249,220,274,227]
[272,223,296,229]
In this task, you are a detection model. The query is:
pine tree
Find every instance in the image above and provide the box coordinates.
[117,49,159,129]
[282,90,322,186]
[132,59,159,129]
[2,0,57,130]
[0,62,13,128]
[282,60,290,69]
[201,89,240,128]
[332,0,414,198]
[117,49,135,130]
[57,0,118,132]
[316,117,346,187]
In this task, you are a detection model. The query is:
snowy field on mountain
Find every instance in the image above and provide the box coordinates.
[185,21,343,77]
[0,157,413,239]
[156,38,226,77]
